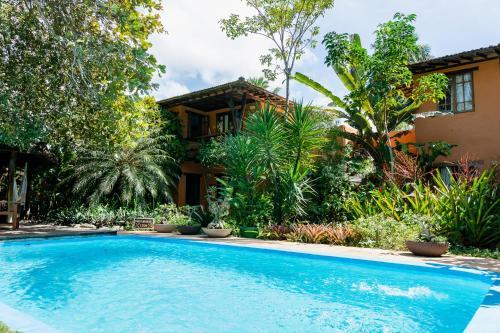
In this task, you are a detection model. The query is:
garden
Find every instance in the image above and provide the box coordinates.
[1,1,498,261]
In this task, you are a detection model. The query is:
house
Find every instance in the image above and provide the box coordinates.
[410,44,500,169]
[157,77,287,207]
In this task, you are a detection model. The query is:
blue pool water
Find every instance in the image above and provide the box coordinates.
[0,235,493,333]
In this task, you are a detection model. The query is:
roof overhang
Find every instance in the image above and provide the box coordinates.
[157,77,288,112]
[410,44,500,74]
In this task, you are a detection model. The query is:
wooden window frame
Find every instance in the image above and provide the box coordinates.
[216,112,234,134]
[438,69,475,114]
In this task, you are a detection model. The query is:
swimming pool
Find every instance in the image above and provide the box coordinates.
[0,235,496,332]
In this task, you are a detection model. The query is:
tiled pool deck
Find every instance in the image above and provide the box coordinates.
[1,226,499,332]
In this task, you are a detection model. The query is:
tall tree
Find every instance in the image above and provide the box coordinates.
[294,13,448,170]
[220,0,335,117]
[0,0,165,151]
[247,76,281,94]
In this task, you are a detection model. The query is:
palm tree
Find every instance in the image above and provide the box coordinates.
[247,77,281,94]
[65,136,179,207]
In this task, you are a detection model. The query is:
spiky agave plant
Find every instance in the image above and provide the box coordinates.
[65,136,179,207]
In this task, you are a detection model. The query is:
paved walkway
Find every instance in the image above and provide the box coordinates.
[122,231,500,273]
[1,225,498,273]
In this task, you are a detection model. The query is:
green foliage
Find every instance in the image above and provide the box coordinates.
[159,108,188,164]
[0,322,18,333]
[294,13,448,169]
[306,142,374,223]
[219,134,272,227]
[221,102,325,225]
[198,137,226,168]
[220,0,335,111]
[206,188,230,229]
[351,214,420,250]
[449,246,500,260]
[396,141,456,171]
[64,136,179,208]
[345,167,500,249]
[433,169,500,248]
[0,0,165,150]
[47,205,154,228]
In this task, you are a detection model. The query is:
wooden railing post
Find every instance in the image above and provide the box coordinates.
[7,150,19,229]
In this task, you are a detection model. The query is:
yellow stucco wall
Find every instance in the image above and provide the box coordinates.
[415,58,500,169]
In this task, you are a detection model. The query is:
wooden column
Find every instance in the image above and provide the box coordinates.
[7,151,19,229]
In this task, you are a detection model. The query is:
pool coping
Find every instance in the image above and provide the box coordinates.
[0,302,60,333]
[1,232,499,333]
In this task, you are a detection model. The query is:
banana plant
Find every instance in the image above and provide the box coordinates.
[294,14,448,169]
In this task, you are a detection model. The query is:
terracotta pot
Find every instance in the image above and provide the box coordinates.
[406,240,449,257]
[177,225,201,235]
[153,224,177,233]
[202,228,232,238]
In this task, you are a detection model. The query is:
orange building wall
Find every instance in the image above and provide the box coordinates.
[414,59,500,169]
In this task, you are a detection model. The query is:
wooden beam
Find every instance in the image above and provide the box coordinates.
[7,151,19,229]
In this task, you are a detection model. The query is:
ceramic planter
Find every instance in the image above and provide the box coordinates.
[153,224,177,233]
[202,228,232,238]
[239,226,259,239]
[406,240,449,257]
[177,225,201,235]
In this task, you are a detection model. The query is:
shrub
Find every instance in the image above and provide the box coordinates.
[258,224,292,240]
[350,214,420,251]
[47,205,154,228]
[259,223,354,245]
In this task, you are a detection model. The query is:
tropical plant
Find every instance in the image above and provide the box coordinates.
[219,134,272,227]
[294,13,448,169]
[306,141,373,223]
[206,188,230,229]
[198,137,226,168]
[247,76,281,94]
[433,168,500,248]
[245,102,325,222]
[64,136,179,208]
[220,0,335,115]
[351,214,420,250]
[259,222,354,245]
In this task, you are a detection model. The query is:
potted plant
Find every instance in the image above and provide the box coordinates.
[176,206,202,235]
[406,216,449,257]
[202,189,232,238]
[153,204,179,233]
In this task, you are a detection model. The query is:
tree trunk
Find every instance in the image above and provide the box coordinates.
[284,72,290,119]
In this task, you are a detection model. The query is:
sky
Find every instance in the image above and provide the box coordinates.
[149,0,500,106]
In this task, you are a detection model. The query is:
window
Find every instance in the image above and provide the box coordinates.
[185,173,201,206]
[216,112,234,134]
[188,112,208,138]
[438,71,474,113]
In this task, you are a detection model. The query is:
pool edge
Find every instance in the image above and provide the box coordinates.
[2,233,499,332]
[0,302,60,333]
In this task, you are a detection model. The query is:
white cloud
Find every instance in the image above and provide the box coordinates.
[149,0,500,105]
[150,0,274,87]
[153,76,190,100]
